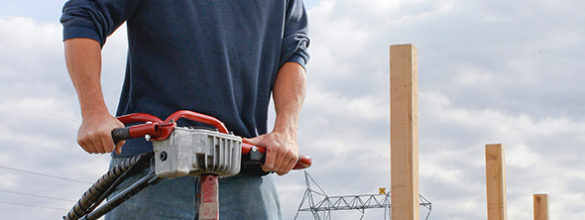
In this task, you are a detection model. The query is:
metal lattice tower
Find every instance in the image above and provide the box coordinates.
[294,171,431,220]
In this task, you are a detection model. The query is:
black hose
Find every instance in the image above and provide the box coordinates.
[63,152,150,220]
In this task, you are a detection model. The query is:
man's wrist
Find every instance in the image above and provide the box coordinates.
[272,120,298,140]
[80,104,110,119]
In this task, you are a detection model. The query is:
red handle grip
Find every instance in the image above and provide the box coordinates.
[114,110,313,170]
[111,124,160,143]
[241,143,312,170]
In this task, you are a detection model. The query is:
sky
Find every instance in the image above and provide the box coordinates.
[1,0,584,219]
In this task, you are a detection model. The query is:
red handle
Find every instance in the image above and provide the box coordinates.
[241,143,312,170]
[164,110,229,134]
[117,112,163,124]
[115,110,312,170]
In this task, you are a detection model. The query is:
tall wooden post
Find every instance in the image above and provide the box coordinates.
[485,144,507,220]
[390,44,419,220]
[533,194,549,220]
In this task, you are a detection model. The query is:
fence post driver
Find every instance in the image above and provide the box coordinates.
[64,110,312,220]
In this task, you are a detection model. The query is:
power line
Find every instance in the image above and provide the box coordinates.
[0,165,93,184]
[0,102,79,124]
[0,200,68,211]
[0,188,76,202]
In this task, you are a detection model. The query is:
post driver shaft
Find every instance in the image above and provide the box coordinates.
[199,174,219,220]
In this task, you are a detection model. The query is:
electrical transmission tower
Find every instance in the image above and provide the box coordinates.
[294,171,431,220]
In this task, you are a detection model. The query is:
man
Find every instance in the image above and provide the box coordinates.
[60,0,309,219]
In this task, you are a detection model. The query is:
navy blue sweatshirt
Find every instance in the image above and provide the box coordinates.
[61,0,309,157]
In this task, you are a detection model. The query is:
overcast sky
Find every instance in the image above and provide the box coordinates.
[1,0,584,219]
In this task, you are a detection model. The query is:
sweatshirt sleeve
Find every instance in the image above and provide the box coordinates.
[280,0,310,69]
[60,0,141,46]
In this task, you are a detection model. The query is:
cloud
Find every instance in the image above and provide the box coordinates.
[0,16,123,219]
[275,0,585,219]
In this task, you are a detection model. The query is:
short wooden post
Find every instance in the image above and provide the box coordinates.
[485,144,507,220]
[533,194,549,220]
[390,44,419,220]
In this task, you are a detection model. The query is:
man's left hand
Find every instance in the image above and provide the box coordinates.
[244,131,299,175]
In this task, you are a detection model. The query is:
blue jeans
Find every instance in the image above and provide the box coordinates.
[104,157,281,220]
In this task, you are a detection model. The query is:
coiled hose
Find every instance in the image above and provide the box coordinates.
[63,152,151,220]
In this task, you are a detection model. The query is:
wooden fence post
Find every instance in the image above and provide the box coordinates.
[485,144,507,220]
[533,194,549,220]
[390,44,419,220]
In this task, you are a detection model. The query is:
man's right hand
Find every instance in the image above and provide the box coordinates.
[78,112,125,154]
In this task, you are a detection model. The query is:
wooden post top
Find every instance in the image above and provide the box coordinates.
[533,194,549,220]
[485,144,507,220]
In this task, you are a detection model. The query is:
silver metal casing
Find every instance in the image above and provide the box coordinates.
[152,127,242,178]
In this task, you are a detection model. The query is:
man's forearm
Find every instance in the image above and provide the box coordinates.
[64,38,108,118]
[64,38,125,154]
[236,62,306,174]
[272,62,307,136]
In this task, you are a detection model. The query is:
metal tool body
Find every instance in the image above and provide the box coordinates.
[64,110,311,220]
